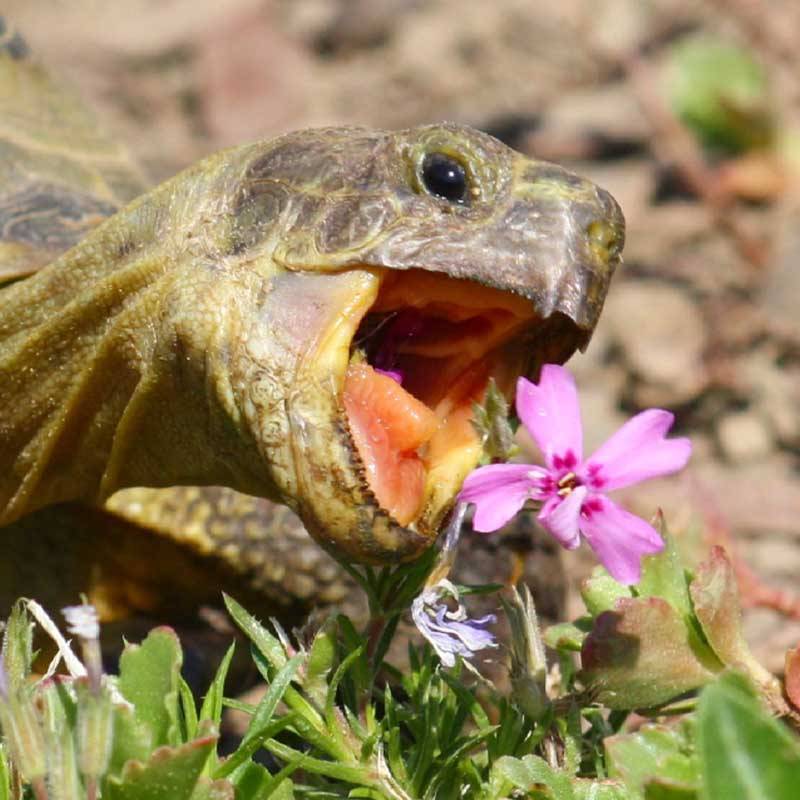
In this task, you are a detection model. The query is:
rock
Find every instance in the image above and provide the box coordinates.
[693,459,800,539]
[744,610,800,676]
[623,202,711,269]
[704,295,766,353]
[762,194,800,338]
[306,0,602,130]
[740,350,800,447]
[536,80,652,150]
[196,5,316,148]
[5,0,266,56]
[717,410,773,464]
[603,281,707,406]
[574,160,655,233]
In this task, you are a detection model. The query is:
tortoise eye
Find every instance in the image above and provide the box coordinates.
[421,153,468,204]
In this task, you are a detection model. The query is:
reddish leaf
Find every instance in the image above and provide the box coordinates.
[581,596,716,709]
[785,645,800,712]
[690,547,780,695]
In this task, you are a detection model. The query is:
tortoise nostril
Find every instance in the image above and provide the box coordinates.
[586,219,623,262]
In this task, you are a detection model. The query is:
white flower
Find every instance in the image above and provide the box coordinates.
[411,579,497,668]
[62,604,100,641]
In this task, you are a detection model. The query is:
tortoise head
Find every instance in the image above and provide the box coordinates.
[224,124,624,562]
[0,124,622,563]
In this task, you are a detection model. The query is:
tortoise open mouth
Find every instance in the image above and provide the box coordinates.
[343,268,547,527]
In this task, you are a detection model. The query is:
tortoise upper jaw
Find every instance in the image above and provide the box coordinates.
[300,156,625,340]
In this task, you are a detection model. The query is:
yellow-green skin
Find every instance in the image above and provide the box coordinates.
[0,29,624,617]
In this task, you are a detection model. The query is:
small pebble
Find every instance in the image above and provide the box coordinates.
[717,411,772,464]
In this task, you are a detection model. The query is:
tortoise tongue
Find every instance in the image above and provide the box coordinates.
[343,362,437,525]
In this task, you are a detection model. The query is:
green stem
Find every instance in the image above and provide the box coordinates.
[337,560,381,615]
[365,616,386,663]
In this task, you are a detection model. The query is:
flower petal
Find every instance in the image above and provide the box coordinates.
[411,592,497,668]
[375,368,403,384]
[516,366,583,471]
[440,610,498,650]
[578,495,664,585]
[581,409,691,491]
[459,463,543,532]
[537,485,586,549]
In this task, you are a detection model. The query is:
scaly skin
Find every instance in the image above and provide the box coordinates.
[0,126,623,558]
[0,28,624,620]
[0,34,145,281]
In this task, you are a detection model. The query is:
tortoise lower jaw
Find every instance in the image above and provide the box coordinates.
[338,268,564,535]
[283,264,586,563]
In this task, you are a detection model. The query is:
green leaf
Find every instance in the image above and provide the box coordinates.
[243,655,303,748]
[581,598,717,709]
[581,571,633,617]
[220,698,256,715]
[264,739,373,787]
[606,723,699,799]
[544,620,592,652]
[490,755,574,800]
[471,378,517,462]
[636,522,719,676]
[440,672,490,730]
[304,621,336,707]
[324,645,363,738]
[1,600,33,690]
[573,780,631,799]
[223,595,287,670]
[666,34,774,154]
[189,777,234,800]
[268,779,294,800]
[117,627,183,748]
[636,515,692,619]
[228,762,270,800]
[0,744,9,800]
[213,654,303,779]
[214,717,295,780]
[247,650,339,760]
[697,672,800,800]
[335,616,370,695]
[107,702,154,778]
[103,721,219,800]
[254,650,332,738]
[196,640,235,776]
[179,675,199,742]
[644,783,696,799]
[231,761,299,800]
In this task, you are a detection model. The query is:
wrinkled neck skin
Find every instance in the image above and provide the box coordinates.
[0,145,326,528]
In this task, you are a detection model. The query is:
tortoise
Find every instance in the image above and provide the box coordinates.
[0,19,624,632]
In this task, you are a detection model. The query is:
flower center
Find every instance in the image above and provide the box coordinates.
[557,471,578,496]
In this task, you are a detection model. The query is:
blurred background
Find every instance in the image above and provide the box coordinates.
[7,0,800,672]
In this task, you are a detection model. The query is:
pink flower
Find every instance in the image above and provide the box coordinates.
[459,365,692,584]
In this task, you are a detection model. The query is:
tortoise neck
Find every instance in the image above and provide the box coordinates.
[0,202,281,525]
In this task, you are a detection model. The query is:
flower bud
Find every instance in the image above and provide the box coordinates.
[75,680,113,784]
[502,585,550,721]
[0,688,47,784]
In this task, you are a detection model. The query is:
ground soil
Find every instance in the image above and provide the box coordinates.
[8,0,800,673]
